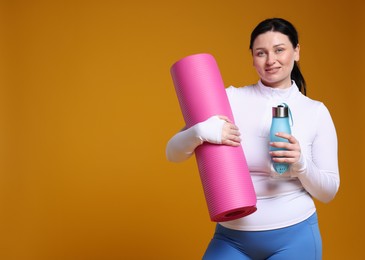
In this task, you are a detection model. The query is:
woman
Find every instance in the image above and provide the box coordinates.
[166,18,339,260]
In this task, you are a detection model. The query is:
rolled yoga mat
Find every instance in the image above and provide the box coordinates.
[170,53,257,222]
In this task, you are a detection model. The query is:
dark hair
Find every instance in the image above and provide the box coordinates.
[249,18,306,95]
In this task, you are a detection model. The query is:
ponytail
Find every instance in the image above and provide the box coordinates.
[291,62,306,96]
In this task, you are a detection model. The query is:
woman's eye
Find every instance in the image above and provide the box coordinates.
[256,51,265,57]
[275,48,284,53]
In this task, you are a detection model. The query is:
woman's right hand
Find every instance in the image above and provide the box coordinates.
[219,116,241,146]
[166,115,241,162]
[196,115,241,147]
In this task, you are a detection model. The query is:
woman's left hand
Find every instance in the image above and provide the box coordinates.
[269,132,301,164]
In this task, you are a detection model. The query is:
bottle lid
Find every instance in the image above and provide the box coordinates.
[272,105,288,117]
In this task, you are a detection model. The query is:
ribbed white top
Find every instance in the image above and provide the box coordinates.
[220,81,339,231]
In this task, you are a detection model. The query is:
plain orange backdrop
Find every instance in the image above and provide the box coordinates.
[0,0,364,259]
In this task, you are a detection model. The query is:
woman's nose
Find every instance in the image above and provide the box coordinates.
[266,53,276,65]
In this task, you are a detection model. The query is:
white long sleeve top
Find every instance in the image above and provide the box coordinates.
[167,80,340,231]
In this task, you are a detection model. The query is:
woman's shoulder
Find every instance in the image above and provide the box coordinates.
[294,94,333,122]
[298,94,326,110]
[226,84,256,95]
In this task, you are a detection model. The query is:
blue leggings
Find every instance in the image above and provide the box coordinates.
[203,213,322,260]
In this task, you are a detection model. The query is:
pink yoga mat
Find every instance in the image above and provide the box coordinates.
[170,53,257,222]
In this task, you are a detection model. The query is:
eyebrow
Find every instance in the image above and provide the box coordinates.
[254,43,286,51]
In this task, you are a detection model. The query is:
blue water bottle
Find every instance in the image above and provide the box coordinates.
[270,104,291,174]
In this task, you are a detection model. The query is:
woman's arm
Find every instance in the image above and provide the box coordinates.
[166,115,241,162]
[270,104,340,203]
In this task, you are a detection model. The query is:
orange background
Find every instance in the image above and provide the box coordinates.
[0,0,364,259]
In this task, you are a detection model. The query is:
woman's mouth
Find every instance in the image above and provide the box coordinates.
[265,67,280,73]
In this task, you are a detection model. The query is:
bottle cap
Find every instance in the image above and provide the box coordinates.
[272,105,288,118]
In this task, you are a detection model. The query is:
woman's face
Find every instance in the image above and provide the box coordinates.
[252,31,300,89]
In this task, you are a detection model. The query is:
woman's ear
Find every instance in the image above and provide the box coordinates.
[294,44,300,62]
